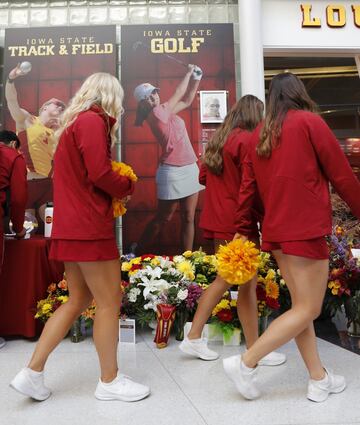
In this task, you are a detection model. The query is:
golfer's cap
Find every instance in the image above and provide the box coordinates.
[133,83,159,102]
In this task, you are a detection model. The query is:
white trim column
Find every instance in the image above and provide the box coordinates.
[238,0,265,102]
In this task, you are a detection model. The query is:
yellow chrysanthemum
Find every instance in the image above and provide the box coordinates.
[258,252,270,271]
[265,269,276,281]
[216,239,260,285]
[212,299,231,315]
[265,280,279,299]
[150,258,161,266]
[58,296,69,303]
[42,303,52,314]
[176,261,195,281]
[131,257,142,265]
[121,262,131,272]
[328,280,341,295]
[111,161,138,217]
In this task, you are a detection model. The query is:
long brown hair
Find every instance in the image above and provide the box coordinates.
[257,72,318,158]
[134,100,153,126]
[204,95,264,175]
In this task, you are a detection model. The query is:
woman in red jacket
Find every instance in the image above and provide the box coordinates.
[223,73,360,402]
[10,73,150,403]
[180,95,284,366]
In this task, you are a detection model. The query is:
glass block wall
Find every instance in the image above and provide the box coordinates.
[0,0,240,113]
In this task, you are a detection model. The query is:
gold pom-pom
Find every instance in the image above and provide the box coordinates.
[111,161,138,217]
[216,239,260,285]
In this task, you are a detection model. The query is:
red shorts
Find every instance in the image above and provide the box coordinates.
[27,178,53,209]
[203,230,234,242]
[203,230,260,246]
[49,239,119,262]
[262,237,329,260]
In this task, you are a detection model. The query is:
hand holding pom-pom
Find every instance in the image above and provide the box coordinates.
[216,239,260,285]
[111,161,137,217]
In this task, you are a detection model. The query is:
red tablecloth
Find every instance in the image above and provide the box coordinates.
[0,236,64,337]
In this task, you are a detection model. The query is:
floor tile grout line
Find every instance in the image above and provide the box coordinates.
[137,332,208,424]
[148,345,209,425]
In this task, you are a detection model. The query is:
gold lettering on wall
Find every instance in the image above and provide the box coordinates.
[301,3,360,28]
[352,5,360,27]
[326,5,346,27]
[150,37,205,53]
[301,4,322,27]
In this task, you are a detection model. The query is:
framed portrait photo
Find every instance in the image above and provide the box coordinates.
[200,90,228,124]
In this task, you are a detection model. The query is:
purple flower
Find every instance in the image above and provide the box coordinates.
[185,284,203,310]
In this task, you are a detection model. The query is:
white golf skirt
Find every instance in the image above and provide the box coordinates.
[156,162,204,200]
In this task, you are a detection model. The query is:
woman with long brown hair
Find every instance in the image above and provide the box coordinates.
[223,72,360,402]
[179,95,285,367]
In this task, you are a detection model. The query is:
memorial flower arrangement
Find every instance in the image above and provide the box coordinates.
[172,250,217,288]
[111,161,138,217]
[35,278,69,322]
[209,296,241,343]
[256,252,281,318]
[121,254,204,327]
[325,227,360,324]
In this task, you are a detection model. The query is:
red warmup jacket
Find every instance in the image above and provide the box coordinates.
[0,144,27,233]
[51,105,134,240]
[199,128,262,235]
[236,110,360,242]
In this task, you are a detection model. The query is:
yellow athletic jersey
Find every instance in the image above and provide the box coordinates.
[21,117,57,177]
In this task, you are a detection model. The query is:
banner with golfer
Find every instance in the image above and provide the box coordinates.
[3,25,116,231]
[121,24,235,255]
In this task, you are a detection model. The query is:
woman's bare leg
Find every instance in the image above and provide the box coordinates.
[188,275,231,339]
[271,252,325,379]
[28,262,93,371]
[242,251,328,380]
[136,200,178,253]
[179,193,199,251]
[236,276,259,348]
[78,259,122,383]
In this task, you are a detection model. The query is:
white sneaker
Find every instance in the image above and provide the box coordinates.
[179,337,219,361]
[258,351,286,366]
[223,355,260,400]
[95,373,150,402]
[10,368,51,401]
[0,337,5,349]
[307,367,346,402]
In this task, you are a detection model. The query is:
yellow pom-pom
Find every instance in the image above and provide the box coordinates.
[111,161,138,182]
[216,239,260,285]
[111,161,138,217]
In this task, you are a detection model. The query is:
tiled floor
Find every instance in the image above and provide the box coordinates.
[1,328,360,425]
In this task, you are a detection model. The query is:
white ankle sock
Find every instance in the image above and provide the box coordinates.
[26,367,44,377]
[241,357,255,372]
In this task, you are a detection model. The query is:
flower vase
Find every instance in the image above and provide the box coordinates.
[70,317,84,343]
[347,321,360,337]
[174,308,188,341]
[258,316,268,336]
[223,328,241,346]
[154,304,176,348]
